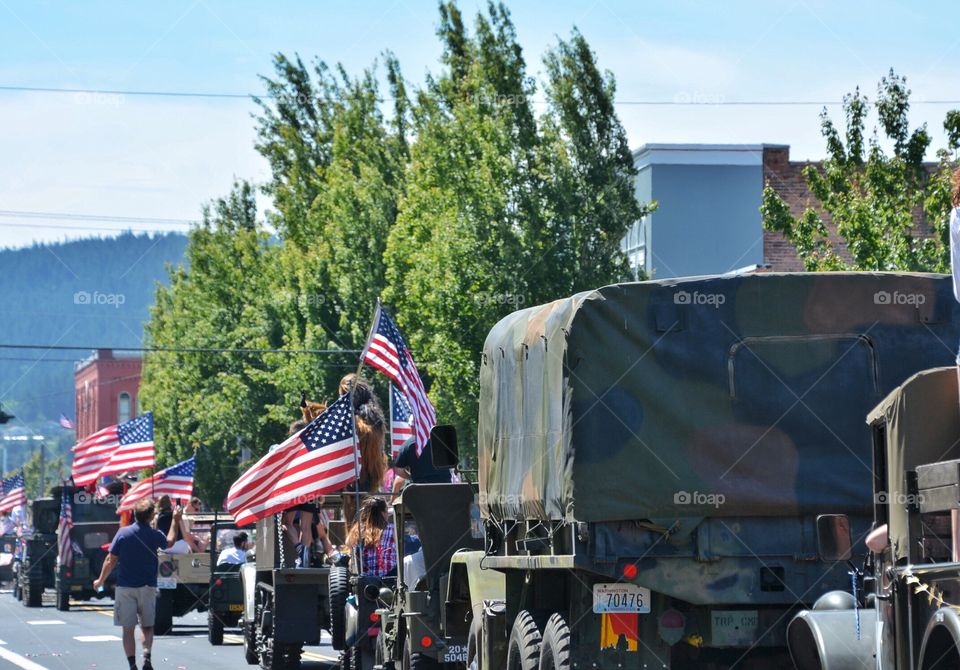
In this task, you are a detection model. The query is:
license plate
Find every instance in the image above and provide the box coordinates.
[71,585,83,591]
[157,577,177,590]
[711,610,758,647]
[592,583,651,613]
[228,604,244,612]
[442,644,467,663]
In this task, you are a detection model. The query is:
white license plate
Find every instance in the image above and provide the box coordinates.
[442,644,467,663]
[711,610,758,647]
[157,577,177,590]
[592,583,651,613]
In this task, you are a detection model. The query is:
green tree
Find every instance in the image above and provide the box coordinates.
[385,3,648,446]
[140,182,290,505]
[762,69,959,271]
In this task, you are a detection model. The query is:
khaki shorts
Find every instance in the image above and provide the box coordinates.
[113,586,157,628]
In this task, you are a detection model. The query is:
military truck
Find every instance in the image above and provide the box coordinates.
[787,366,960,670]
[207,516,245,645]
[452,272,960,670]
[18,489,119,608]
[52,485,120,610]
[155,513,219,634]
[241,502,342,669]
[373,469,502,670]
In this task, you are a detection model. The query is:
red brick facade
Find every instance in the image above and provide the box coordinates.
[761,145,938,270]
[74,349,142,440]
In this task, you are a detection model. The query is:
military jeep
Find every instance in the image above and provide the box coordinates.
[155,513,218,635]
[207,516,246,645]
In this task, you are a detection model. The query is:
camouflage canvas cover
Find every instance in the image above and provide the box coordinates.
[479,273,960,523]
[867,366,960,562]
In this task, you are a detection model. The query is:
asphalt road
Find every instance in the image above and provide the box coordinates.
[0,589,339,670]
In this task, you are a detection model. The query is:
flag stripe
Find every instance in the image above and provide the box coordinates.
[227,394,357,527]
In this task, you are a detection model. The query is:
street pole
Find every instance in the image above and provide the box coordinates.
[38,440,45,496]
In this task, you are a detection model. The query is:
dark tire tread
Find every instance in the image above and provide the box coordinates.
[538,613,571,670]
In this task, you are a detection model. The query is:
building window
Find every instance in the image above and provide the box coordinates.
[118,392,131,424]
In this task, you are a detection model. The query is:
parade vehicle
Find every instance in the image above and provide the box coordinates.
[19,486,118,609]
[241,500,345,669]
[450,272,960,670]
[155,513,219,634]
[788,366,960,670]
[370,426,500,670]
[206,515,245,645]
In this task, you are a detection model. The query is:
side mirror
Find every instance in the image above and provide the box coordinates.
[429,425,459,469]
[816,514,853,562]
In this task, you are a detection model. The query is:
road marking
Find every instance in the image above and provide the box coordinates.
[0,646,49,670]
[73,635,122,642]
[302,651,338,661]
[25,621,65,625]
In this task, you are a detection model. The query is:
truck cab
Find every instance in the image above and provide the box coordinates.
[789,366,960,670]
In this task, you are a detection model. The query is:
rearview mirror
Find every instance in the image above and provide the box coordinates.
[429,424,459,469]
[816,514,853,562]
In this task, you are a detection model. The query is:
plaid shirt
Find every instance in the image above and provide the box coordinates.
[361,523,397,576]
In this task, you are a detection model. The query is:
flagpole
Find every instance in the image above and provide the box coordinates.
[350,299,382,576]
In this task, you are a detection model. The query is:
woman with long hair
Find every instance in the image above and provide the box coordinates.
[345,496,396,577]
[339,374,388,525]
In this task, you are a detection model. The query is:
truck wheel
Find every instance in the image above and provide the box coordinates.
[208,609,225,645]
[506,610,545,670]
[155,590,174,635]
[25,581,42,608]
[467,616,482,670]
[56,584,70,611]
[403,639,439,670]
[328,566,350,650]
[244,621,258,665]
[538,614,571,670]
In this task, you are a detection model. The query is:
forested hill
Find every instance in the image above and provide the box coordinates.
[0,232,187,423]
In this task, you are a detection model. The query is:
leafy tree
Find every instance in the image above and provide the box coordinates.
[762,69,960,271]
[140,182,290,505]
[385,3,648,445]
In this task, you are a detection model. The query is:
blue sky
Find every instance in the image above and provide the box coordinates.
[2,0,958,248]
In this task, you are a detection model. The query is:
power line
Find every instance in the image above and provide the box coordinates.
[0,210,196,226]
[0,222,190,234]
[0,344,361,355]
[2,83,959,106]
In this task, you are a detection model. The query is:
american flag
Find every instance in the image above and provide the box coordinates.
[361,304,436,455]
[227,393,357,527]
[71,413,155,486]
[0,472,26,513]
[57,486,73,568]
[389,384,413,459]
[117,456,196,514]
[59,414,75,430]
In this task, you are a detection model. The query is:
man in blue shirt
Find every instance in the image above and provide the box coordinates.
[94,499,180,670]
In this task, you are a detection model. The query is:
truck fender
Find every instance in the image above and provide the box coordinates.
[918,607,960,670]
[239,563,257,623]
[787,607,876,670]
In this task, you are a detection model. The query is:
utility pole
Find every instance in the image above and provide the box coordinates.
[38,439,45,496]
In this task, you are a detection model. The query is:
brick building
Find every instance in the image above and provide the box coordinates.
[622,143,908,278]
[74,349,142,441]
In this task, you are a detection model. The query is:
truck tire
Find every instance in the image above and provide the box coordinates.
[403,640,439,670]
[244,621,258,665]
[208,609,225,645]
[24,580,42,608]
[155,590,174,635]
[55,583,70,611]
[538,614,571,670]
[506,610,545,670]
[328,566,350,650]
[467,615,482,670]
